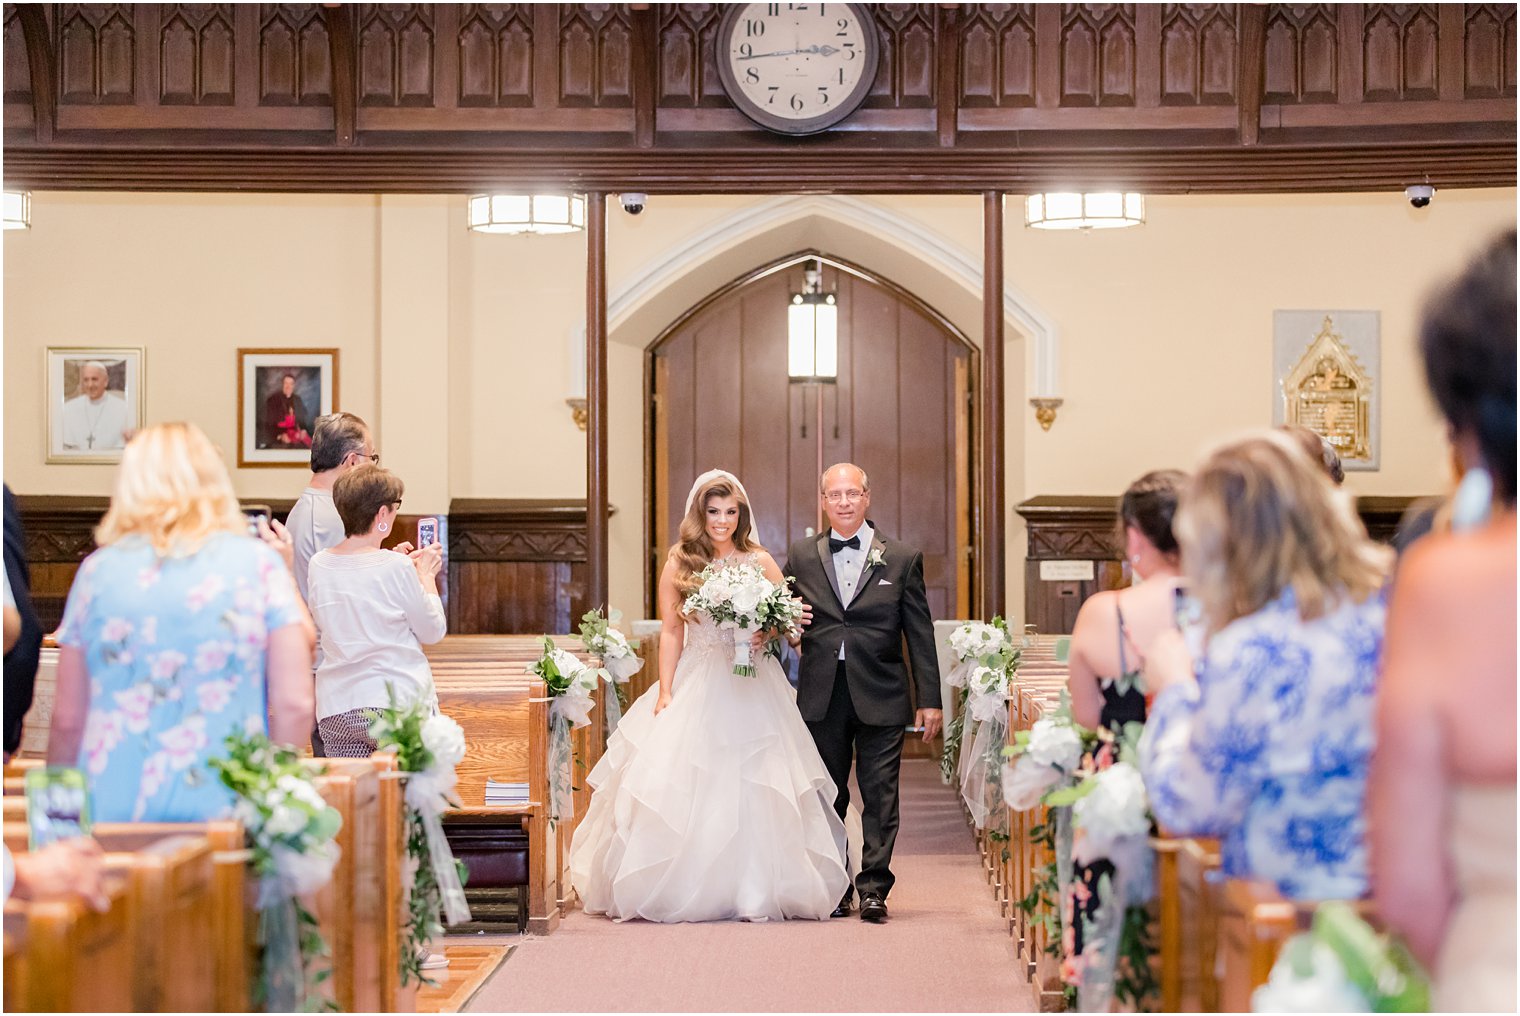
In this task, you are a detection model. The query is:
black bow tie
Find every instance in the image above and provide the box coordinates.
[829,534,861,554]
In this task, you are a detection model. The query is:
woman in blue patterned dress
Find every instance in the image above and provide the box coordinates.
[47,423,316,823]
[1140,431,1391,899]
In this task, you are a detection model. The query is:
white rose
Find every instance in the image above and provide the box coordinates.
[1024,718,1083,772]
[1002,756,1063,811]
[1072,761,1150,859]
[264,802,307,839]
[421,713,467,769]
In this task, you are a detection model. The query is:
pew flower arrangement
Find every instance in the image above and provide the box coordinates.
[578,607,644,734]
[943,616,1021,829]
[531,637,601,826]
[682,561,803,677]
[210,729,342,1013]
[368,689,473,988]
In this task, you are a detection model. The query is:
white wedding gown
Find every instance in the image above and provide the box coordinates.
[569,612,851,922]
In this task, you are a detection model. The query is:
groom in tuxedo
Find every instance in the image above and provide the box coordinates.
[784,463,942,923]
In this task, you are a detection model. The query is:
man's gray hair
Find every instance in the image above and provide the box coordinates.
[310,412,369,473]
[820,462,870,494]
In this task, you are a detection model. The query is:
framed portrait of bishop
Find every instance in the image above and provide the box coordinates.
[238,348,338,467]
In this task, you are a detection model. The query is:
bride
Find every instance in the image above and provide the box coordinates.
[569,470,851,922]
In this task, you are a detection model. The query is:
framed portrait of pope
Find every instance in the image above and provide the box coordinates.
[238,348,338,467]
[46,347,144,464]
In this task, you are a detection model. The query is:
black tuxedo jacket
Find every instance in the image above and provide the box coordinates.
[783,527,941,727]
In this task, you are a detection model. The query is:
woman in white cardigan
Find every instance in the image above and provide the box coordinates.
[307,464,446,757]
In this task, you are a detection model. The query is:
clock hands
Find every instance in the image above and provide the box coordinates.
[737,43,841,60]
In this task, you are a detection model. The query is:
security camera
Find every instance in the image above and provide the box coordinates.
[1406,184,1435,209]
[619,192,647,215]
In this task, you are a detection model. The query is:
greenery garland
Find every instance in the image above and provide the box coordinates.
[368,691,471,989]
[210,731,340,1012]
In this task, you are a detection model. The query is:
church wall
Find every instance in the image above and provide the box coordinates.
[5,187,1515,628]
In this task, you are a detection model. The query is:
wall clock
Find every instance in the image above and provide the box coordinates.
[715,3,880,136]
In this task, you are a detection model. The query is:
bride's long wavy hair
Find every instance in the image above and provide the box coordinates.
[669,478,764,594]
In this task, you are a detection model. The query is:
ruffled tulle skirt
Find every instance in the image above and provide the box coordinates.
[569,640,850,923]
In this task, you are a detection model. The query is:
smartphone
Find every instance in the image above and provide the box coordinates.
[417,517,439,549]
[243,504,272,537]
[25,766,92,850]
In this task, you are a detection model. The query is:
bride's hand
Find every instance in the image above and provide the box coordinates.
[750,629,770,653]
[654,691,673,715]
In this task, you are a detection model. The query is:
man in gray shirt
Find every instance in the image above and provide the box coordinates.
[286,412,376,754]
[287,412,377,601]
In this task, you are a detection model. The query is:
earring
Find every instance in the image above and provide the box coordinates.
[1129,555,1141,567]
[378,523,389,534]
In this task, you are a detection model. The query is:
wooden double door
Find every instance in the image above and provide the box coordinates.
[649,253,975,620]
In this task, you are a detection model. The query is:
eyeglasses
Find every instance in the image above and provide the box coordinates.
[823,490,865,504]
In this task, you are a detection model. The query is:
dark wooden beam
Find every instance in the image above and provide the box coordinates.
[632,5,658,149]
[1237,3,1266,146]
[585,192,610,612]
[16,4,54,144]
[4,140,1511,194]
[981,190,1005,618]
[326,3,357,146]
[935,5,959,148]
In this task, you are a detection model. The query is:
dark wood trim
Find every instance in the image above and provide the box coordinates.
[15,4,53,144]
[981,190,1004,617]
[446,500,598,563]
[585,191,609,612]
[631,5,657,149]
[327,3,357,147]
[1237,4,1266,147]
[6,140,1509,194]
[935,5,959,148]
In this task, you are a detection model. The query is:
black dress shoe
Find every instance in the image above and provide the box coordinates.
[830,892,853,919]
[859,893,888,923]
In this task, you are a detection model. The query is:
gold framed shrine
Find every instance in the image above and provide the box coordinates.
[1276,313,1379,470]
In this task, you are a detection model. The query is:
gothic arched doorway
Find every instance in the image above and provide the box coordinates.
[647,251,976,620]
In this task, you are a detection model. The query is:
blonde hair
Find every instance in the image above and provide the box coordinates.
[1176,431,1390,634]
[96,422,247,557]
[669,478,763,594]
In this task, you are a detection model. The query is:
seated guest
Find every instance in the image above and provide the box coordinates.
[47,423,315,822]
[1140,431,1391,898]
[1280,423,1345,485]
[1067,469,1186,730]
[1063,469,1184,986]
[1372,229,1515,1012]
[307,465,445,757]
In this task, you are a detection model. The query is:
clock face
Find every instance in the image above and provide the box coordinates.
[716,3,880,136]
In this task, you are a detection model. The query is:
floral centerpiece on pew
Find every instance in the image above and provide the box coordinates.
[943,617,1021,831]
[682,560,804,677]
[210,729,342,1013]
[1002,704,1158,1012]
[368,688,472,988]
[578,607,644,735]
[531,637,601,828]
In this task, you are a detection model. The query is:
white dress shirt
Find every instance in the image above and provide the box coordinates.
[830,522,874,660]
[307,548,446,719]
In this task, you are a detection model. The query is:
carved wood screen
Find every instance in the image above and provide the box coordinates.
[2,4,1512,192]
[649,254,974,621]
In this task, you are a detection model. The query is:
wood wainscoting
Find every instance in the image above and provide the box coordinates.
[1015,494,1427,635]
[13,495,589,636]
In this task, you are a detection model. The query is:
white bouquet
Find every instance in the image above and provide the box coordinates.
[531,639,601,729]
[683,561,803,677]
[1000,713,1086,810]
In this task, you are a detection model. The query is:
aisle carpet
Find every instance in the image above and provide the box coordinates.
[464,759,1037,1012]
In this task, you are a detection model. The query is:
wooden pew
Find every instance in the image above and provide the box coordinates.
[313,756,392,1013]
[425,635,605,935]
[4,870,137,1012]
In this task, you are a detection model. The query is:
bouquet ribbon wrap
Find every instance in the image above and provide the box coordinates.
[722,621,760,677]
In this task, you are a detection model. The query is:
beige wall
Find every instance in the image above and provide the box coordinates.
[5,187,1514,624]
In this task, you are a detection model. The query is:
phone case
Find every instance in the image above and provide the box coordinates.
[25,766,93,849]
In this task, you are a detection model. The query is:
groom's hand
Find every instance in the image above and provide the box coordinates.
[915,708,943,742]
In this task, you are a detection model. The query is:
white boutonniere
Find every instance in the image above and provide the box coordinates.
[867,547,886,569]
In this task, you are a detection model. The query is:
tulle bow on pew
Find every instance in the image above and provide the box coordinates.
[533,639,601,825]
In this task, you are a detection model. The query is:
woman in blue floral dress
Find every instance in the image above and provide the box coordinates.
[47,423,316,823]
[1141,431,1391,899]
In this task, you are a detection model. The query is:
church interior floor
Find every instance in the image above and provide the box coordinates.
[463,758,1039,1012]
